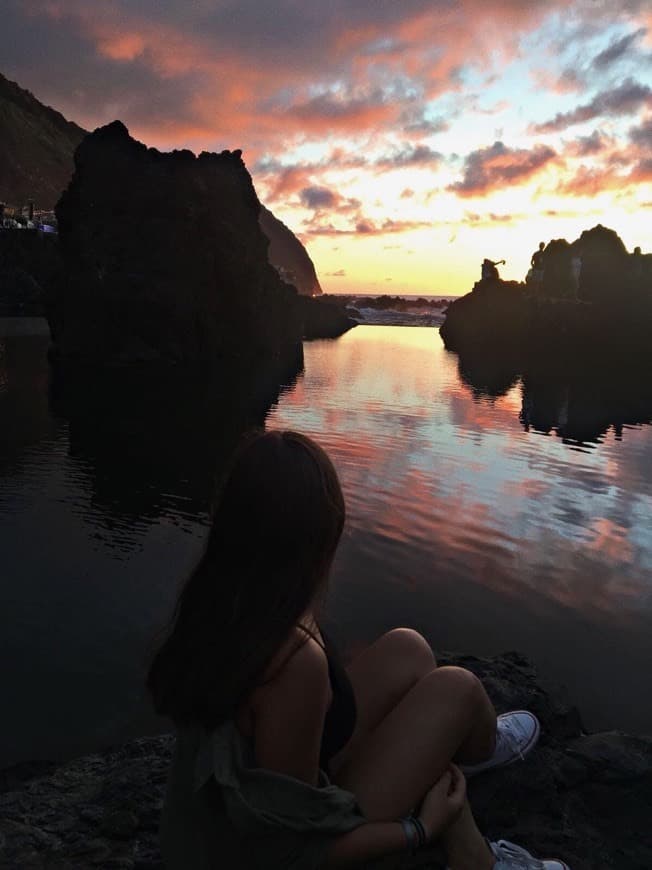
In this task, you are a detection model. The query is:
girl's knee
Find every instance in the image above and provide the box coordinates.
[425,666,486,710]
[383,628,436,675]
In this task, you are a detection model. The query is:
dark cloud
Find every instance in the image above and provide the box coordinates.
[592,28,646,70]
[289,89,386,122]
[568,130,609,156]
[400,106,450,135]
[629,116,652,148]
[376,143,442,169]
[448,141,557,197]
[532,78,652,134]
[304,217,431,236]
[559,67,584,92]
[299,186,338,209]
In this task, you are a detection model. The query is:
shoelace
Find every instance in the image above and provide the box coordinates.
[492,840,545,869]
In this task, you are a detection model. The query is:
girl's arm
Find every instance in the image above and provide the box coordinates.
[322,821,410,867]
[323,766,467,867]
[252,633,331,785]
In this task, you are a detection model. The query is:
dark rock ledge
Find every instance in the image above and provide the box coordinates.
[1,652,650,870]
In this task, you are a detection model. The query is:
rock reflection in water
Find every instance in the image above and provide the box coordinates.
[520,368,652,445]
[48,353,303,551]
[452,344,652,446]
[1,323,302,766]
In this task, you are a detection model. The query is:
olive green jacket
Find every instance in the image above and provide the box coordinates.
[161,720,366,869]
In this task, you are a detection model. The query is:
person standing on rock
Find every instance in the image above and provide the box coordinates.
[147,430,569,870]
[527,242,545,288]
[531,242,545,271]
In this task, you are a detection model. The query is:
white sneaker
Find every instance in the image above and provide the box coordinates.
[491,839,570,869]
[460,710,540,777]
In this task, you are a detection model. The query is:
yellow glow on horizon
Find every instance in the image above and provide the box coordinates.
[298,194,652,296]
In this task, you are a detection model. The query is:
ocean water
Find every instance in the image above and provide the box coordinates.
[2,320,651,766]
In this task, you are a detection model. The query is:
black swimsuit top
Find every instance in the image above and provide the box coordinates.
[317,629,357,773]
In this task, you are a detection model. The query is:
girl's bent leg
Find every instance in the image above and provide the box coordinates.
[333,666,496,821]
[443,800,495,870]
[330,628,438,769]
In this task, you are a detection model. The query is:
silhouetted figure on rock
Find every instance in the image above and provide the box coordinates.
[526,242,545,289]
[481,258,505,280]
[531,242,545,271]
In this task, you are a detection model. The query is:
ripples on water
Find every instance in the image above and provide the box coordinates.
[266,326,652,734]
[1,320,651,765]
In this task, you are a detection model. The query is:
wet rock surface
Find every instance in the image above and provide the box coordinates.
[1,652,650,869]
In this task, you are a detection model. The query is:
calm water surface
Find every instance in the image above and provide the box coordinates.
[2,320,651,766]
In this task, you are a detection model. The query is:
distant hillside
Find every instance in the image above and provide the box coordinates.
[260,206,322,296]
[0,73,86,209]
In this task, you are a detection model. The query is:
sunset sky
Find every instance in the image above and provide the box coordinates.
[3,1,652,295]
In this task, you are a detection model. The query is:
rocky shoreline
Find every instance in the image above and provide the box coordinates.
[1,651,650,869]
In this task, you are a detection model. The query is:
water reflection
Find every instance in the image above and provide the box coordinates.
[0,319,302,765]
[48,357,302,554]
[520,369,652,446]
[2,322,652,767]
[449,337,652,446]
[267,326,652,733]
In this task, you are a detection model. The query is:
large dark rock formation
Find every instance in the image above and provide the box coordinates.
[47,122,304,367]
[571,225,632,305]
[441,227,652,443]
[259,206,322,296]
[441,226,651,366]
[1,73,326,313]
[0,73,85,209]
[1,652,650,869]
[299,295,357,339]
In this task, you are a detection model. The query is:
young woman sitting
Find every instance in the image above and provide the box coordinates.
[147,429,569,870]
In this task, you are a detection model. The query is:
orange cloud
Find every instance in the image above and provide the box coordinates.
[96,33,145,62]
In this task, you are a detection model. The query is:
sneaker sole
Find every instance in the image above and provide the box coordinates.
[462,710,541,778]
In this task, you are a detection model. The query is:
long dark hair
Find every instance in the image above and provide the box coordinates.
[147,429,345,730]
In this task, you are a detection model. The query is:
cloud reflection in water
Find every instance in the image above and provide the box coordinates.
[267,325,652,731]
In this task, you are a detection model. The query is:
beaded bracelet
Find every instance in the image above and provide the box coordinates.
[400,816,428,853]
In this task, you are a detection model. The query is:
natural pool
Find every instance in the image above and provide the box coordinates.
[2,320,651,767]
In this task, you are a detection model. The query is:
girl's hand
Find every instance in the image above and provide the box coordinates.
[417,764,466,840]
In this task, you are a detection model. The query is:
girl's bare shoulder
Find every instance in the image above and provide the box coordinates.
[266,627,329,688]
[236,626,331,737]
